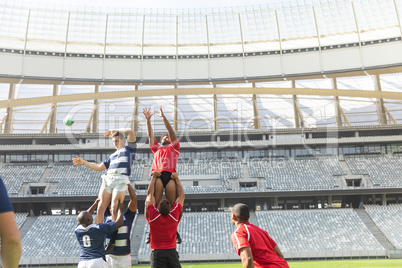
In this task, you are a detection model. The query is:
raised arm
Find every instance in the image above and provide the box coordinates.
[145,173,158,218]
[143,108,156,146]
[72,156,106,172]
[273,245,284,259]
[127,184,137,212]
[87,198,100,215]
[114,201,125,229]
[157,106,177,142]
[173,175,185,206]
[105,128,136,143]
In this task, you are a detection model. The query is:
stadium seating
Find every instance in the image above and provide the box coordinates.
[248,158,345,190]
[0,165,46,194]
[345,157,402,187]
[46,165,101,196]
[365,204,402,249]
[177,159,243,188]
[21,215,79,258]
[256,209,384,252]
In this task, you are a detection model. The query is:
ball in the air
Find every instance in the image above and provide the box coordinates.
[63,115,75,127]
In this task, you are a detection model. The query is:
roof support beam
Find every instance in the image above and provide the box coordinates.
[292,80,305,128]
[331,78,350,127]
[49,84,58,133]
[132,85,139,132]
[86,85,99,133]
[252,83,261,129]
[4,84,16,134]
[2,87,402,109]
[174,86,178,132]
[214,88,218,131]
[374,74,397,125]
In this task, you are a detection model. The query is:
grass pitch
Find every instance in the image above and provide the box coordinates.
[47,259,402,268]
[133,259,402,268]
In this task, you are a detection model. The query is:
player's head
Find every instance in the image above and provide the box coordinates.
[160,133,170,146]
[112,131,125,149]
[231,203,250,225]
[77,211,93,227]
[158,199,171,216]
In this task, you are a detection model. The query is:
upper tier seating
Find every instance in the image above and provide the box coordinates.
[345,157,402,187]
[0,165,46,194]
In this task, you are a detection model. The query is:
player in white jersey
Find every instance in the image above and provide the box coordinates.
[75,199,124,268]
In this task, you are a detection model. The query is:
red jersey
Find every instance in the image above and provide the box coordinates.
[146,202,182,250]
[150,140,180,173]
[231,222,289,268]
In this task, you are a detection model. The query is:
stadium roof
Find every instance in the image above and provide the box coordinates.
[0,0,401,134]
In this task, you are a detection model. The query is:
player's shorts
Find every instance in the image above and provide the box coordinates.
[150,249,181,268]
[159,171,172,188]
[78,257,109,268]
[101,173,130,194]
[106,254,131,268]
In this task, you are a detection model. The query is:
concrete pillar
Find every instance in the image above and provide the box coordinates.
[382,194,387,206]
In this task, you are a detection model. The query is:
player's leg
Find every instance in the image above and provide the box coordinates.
[110,188,126,221]
[95,188,112,224]
[164,179,177,206]
[154,177,164,208]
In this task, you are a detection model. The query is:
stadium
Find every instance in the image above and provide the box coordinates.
[0,0,402,266]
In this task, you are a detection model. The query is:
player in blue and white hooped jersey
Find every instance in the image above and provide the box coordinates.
[104,184,137,268]
[75,199,124,268]
[73,128,136,252]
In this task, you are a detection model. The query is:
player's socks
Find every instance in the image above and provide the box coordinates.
[176,231,182,244]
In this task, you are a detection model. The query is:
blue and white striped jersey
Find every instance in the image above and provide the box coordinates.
[103,142,136,176]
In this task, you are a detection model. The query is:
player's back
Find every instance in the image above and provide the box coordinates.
[75,223,116,260]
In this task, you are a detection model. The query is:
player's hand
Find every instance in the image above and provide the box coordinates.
[72,155,84,165]
[143,108,155,120]
[157,106,165,118]
[152,171,161,178]
[104,130,114,138]
[171,173,178,180]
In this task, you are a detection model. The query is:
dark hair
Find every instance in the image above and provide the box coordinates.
[112,131,125,140]
[232,203,250,222]
[158,199,171,216]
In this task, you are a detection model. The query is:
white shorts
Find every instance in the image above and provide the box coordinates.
[106,254,131,268]
[101,174,130,194]
[78,258,109,268]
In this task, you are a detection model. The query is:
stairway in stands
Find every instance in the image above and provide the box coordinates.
[130,214,147,263]
[354,208,395,250]
[19,216,38,239]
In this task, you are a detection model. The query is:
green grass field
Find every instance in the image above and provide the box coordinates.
[49,259,402,268]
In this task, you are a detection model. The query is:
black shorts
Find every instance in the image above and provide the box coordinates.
[150,248,181,268]
[159,171,172,188]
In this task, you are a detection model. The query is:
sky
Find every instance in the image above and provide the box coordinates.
[17,0,287,9]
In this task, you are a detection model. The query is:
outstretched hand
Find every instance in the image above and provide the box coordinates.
[143,107,155,120]
[72,155,84,165]
[157,106,164,118]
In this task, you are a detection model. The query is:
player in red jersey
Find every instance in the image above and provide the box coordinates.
[143,106,182,244]
[231,203,289,268]
[145,171,184,268]
[143,106,180,207]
